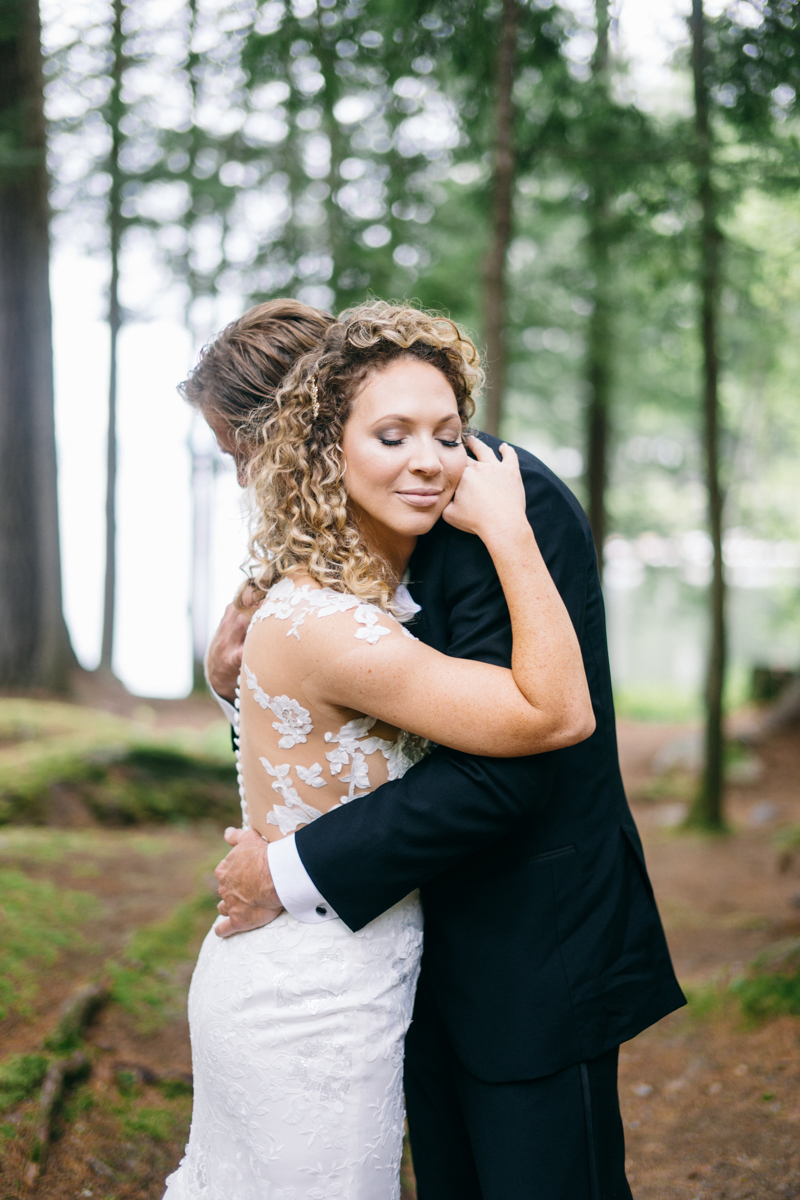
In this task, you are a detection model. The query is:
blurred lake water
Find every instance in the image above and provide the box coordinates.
[604,531,800,719]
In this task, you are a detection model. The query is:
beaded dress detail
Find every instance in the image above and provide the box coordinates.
[164,579,428,1200]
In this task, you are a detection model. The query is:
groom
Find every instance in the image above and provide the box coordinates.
[204,310,684,1199]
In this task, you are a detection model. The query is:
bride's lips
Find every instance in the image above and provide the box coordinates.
[396,489,443,508]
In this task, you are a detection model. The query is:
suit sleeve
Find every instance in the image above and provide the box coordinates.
[294,462,595,931]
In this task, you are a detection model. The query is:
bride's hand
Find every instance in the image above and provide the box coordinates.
[443,436,528,543]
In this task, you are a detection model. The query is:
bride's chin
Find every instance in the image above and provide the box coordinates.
[388,511,442,538]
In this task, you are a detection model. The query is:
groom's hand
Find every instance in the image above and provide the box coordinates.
[205,585,261,702]
[214,828,284,937]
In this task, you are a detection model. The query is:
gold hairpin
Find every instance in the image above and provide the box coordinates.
[310,378,319,421]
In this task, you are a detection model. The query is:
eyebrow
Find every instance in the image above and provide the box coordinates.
[370,413,461,428]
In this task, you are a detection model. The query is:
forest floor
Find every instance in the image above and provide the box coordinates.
[0,694,798,1198]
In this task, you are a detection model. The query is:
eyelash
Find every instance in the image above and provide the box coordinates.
[379,437,463,448]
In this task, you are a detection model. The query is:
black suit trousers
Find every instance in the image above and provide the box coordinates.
[404,977,633,1200]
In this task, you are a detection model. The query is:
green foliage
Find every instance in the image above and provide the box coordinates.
[123,1104,181,1141]
[732,968,800,1020]
[775,823,800,852]
[79,746,240,828]
[0,699,238,827]
[110,890,218,1033]
[33,1,800,732]
[730,939,800,1021]
[614,685,703,724]
[683,981,728,1019]
[0,1054,49,1113]
[0,870,97,1020]
[158,1077,193,1099]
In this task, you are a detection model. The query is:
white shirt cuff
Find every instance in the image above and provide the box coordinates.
[267,834,338,923]
[207,679,239,730]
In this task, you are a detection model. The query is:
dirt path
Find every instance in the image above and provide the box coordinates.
[618,724,800,1199]
[1,709,799,1197]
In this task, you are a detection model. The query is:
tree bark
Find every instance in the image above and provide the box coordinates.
[483,0,517,438]
[0,0,75,689]
[585,0,612,574]
[100,0,124,673]
[687,0,727,830]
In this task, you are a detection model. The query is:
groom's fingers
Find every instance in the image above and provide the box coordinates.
[215,916,268,936]
[213,829,285,938]
[215,905,283,938]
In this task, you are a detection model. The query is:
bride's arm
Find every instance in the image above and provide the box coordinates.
[302,439,594,758]
[445,436,593,742]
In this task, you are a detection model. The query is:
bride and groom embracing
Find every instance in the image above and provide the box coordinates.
[164,299,684,1200]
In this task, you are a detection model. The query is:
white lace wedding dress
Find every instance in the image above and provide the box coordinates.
[164,579,427,1200]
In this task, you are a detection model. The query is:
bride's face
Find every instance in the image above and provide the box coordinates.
[340,357,468,551]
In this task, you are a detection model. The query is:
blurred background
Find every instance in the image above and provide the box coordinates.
[30,0,800,712]
[2,1,800,1196]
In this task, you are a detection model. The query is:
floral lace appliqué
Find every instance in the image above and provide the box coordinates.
[354,607,391,644]
[251,576,393,642]
[239,578,429,830]
[260,757,326,835]
[325,716,407,804]
[244,663,313,748]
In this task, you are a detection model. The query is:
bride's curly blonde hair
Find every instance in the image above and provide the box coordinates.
[240,301,482,613]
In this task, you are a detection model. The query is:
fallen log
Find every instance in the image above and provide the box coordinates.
[25,1050,89,1187]
[44,980,110,1052]
[113,1061,193,1090]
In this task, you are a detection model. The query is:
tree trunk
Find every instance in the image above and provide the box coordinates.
[0,0,75,689]
[184,0,213,692]
[483,0,517,438]
[316,13,349,311]
[100,0,124,673]
[585,0,612,574]
[687,0,727,830]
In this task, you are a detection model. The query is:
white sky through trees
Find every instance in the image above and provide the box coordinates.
[47,0,785,698]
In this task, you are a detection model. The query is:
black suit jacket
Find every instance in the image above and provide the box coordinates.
[295,436,685,1083]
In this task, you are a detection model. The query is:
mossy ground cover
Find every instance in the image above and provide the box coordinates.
[0,824,224,1197]
[0,698,239,827]
[2,702,799,1197]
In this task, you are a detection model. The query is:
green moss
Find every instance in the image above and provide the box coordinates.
[0,1054,50,1112]
[730,939,800,1021]
[123,1105,180,1141]
[157,1078,193,1099]
[775,824,800,852]
[0,699,238,828]
[0,870,98,1019]
[732,970,800,1019]
[114,1069,141,1098]
[110,890,217,1032]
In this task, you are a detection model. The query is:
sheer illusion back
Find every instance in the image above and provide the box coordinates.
[163,575,428,1200]
[235,576,429,838]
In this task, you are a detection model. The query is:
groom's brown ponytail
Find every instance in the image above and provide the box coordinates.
[179,300,335,433]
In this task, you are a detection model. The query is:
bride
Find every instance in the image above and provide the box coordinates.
[164,303,594,1199]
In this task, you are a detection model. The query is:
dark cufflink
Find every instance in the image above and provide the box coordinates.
[315,905,327,917]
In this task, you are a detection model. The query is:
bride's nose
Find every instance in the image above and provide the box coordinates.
[407,437,443,476]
